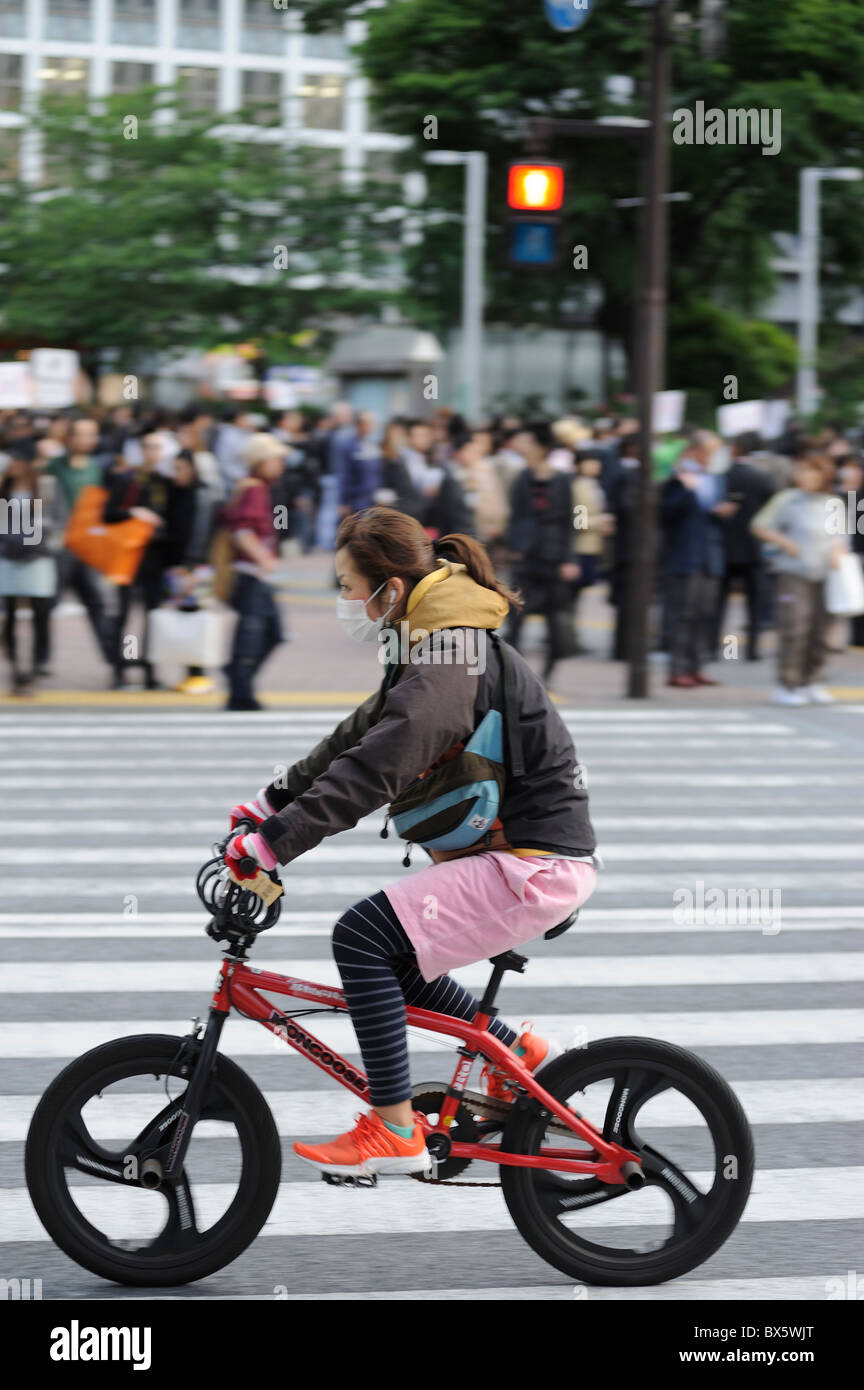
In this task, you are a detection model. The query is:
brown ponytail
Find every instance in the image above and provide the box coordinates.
[435,533,523,610]
[335,507,523,612]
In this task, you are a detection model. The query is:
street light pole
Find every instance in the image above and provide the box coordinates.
[462,151,487,424]
[425,149,488,423]
[796,167,862,421]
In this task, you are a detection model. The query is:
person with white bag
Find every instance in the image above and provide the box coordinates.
[751,452,851,705]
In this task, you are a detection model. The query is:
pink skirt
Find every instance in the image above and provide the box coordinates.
[383,852,597,983]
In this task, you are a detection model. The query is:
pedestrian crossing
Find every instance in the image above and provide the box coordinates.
[1,704,863,1300]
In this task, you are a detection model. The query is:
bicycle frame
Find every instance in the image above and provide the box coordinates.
[208,955,642,1185]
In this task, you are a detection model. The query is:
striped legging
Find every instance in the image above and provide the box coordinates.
[332,890,519,1106]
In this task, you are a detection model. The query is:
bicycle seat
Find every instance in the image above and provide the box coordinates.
[543,908,580,941]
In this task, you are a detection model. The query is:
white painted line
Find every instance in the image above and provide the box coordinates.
[1,1078,859,1143]
[2,953,858,994]
[1,1009,861,1058]
[3,816,863,837]
[0,906,859,924]
[4,873,862,898]
[3,844,864,866]
[5,1168,864,1241]
[135,1276,861,1302]
[2,773,856,789]
[0,920,860,938]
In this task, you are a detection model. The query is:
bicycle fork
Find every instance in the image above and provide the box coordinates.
[134,1007,229,1192]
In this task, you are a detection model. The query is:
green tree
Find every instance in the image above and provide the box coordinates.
[0,85,403,380]
[298,0,864,410]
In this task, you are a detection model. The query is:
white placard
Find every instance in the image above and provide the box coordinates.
[30,349,79,409]
[760,400,791,441]
[653,389,686,433]
[0,362,33,409]
[716,399,765,438]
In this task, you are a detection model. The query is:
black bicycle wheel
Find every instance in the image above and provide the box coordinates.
[500,1037,754,1286]
[25,1034,281,1287]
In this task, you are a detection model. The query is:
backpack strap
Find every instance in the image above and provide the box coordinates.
[489,630,524,779]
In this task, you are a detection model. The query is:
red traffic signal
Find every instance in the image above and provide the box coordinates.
[507,162,564,211]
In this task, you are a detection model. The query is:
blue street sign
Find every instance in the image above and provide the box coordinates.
[508,219,558,266]
[544,0,593,33]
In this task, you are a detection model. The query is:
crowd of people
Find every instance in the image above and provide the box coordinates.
[0,399,862,705]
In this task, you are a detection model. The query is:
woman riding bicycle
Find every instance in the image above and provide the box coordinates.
[226,507,599,1178]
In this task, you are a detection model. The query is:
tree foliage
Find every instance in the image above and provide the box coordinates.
[298,0,864,405]
[0,86,403,369]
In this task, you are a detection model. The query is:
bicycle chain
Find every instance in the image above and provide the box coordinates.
[417,1087,585,1187]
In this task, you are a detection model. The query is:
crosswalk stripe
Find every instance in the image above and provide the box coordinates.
[2,1010,861,1057]
[2,1077,859,1142]
[2,954,857,993]
[2,773,855,789]
[138,1276,860,1301]
[2,843,861,865]
[3,872,860,897]
[2,816,863,835]
[5,1168,863,1241]
[1,907,859,937]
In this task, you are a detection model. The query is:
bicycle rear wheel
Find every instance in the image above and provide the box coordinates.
[500,1037,754,1286]
[25,1034,281,1287]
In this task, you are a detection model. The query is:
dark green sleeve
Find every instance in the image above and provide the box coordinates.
[264,686,386,810]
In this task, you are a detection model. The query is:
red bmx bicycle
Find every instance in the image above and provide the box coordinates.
[25,823,754,1288]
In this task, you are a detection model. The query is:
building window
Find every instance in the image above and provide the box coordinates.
[301,30,346,59]
[297,73,344,131]
[112,0,157,46]
[0,54,23,111]
[240,70,282,126]
[177,0,221,51]
[177,66,220,111]
[365,150,401,186]
[0,1,26,38]
[299,144,341,190]
[241,0,282,55]
[112,62,155,96]
[44,0,92,42]
[0,128,20,179]
[39,57,90,96]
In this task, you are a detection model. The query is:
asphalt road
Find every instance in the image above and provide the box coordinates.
[2,701,863,1301]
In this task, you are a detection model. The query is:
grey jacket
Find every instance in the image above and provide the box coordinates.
[258,629,596,865]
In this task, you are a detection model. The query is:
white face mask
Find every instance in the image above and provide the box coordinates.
[336,579,397,643]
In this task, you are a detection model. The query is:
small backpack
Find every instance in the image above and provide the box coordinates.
[384,630,524,864]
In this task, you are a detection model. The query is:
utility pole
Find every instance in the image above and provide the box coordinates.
[628,0,671,698]
[527,1,672,696]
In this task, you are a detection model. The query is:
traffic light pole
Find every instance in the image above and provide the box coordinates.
[528,0,672,699]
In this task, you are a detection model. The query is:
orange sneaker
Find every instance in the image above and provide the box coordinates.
[480,1022,562,1103]
[293,1109,433,1178]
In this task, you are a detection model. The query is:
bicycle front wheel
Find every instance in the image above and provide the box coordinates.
[500,1036,754,1286]
[25,1033,281,1287]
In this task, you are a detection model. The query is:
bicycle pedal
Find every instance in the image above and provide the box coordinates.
[321,1172,378,1188]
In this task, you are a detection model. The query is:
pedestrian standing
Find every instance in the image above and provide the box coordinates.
[0,453,62,694]
[505,421,578,691]
[659,432,730,688]
[751,453,847,705]
[222,434,287,711]
[44,416,113,668]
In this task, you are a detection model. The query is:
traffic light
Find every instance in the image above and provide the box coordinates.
[506,161,564,267]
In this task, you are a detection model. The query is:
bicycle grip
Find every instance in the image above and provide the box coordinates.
[238,856,258,875]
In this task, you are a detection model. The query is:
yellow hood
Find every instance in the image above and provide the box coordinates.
[403,559,508,635]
